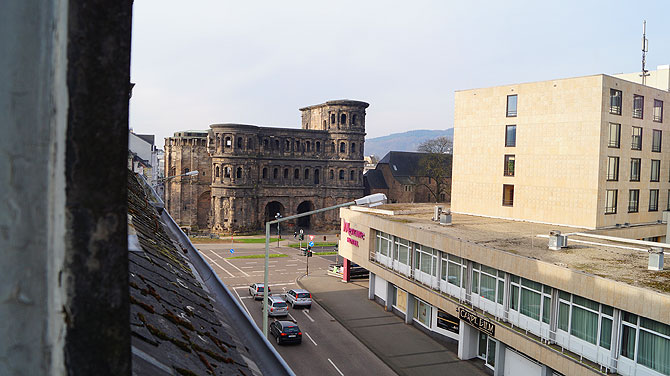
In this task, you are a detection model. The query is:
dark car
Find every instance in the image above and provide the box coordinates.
[269,320,302,345]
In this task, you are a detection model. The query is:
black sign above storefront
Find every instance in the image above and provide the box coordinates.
[456,306,495,337]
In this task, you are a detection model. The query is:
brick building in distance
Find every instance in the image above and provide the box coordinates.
[165,100,368,234]
[364,151,452,203]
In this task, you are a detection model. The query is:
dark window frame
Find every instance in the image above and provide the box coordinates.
[654,99,664,122]
[628,189,639,213]
[502,184,514,207]
[608,123,620,148]
[630,158,641,182]
[652,129,662,152]
[610,89,622,115]
[506,95,518,117]
[505,125,516,147]
[649,189,659,212]
[651,160,661,182]
[504,154,515,177]
[605,189,618,214]
[631,127,643,150]
[606,156,619,181]
[633,95,644,119]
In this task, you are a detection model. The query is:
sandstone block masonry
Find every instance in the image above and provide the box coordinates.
[165,100,368,234]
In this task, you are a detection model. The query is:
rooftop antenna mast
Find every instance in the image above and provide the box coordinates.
[641,20,650,86]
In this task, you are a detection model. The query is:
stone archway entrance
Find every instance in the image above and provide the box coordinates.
[264,201,285,231]
[296,201,313,229]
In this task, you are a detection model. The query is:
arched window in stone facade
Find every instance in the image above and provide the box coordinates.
[316,141,321,152]
[330,113,335,124]
[306,141,311,152]
[330,169,334,180]
[340,142,346,153]
[294,168,299,179]
[304,169,310,180]
[237,137,242,148]
[350,170,355,181]
[339,170,345,180]
[314,169,320,185]
[274,139,280,150]
[263,139,269,149]
[284,168,289,179]
[262,167,268,179]
[236,167,242,178]
[215,166,220,177]
[273,168,278,179]
[285,139,290,150]
[248,137,253,149]
[352,114,357,126]
[341,114,346,125]
[224,167,230,178]
[225,137,231,147]
[331,142,335,153]
[323,120,327,129]
[351,143,356,153]
[295,140,300,152]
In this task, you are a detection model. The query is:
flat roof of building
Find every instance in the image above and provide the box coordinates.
[353,203,670,296]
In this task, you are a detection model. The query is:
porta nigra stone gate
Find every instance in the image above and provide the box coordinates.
[165,100,368,234]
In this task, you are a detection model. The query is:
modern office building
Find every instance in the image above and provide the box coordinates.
[338,204,670,376]
[451,73,670,232]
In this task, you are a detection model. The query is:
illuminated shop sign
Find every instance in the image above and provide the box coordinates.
[342,220,365,247]
[456,306,495,337]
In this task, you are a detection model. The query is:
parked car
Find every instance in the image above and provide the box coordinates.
[269,320,302,345]
[249,283,271,300]
[285,289,312,308]
[263,296,289,317]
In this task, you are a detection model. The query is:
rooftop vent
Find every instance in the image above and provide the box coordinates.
[548,230,568,251]
[648,247,664,271]
[433,206,443,221]
[440,209,452,226]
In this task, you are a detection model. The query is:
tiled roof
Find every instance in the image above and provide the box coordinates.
[363,169,388,189]
[128,173,257,376]
[377,151,452,178]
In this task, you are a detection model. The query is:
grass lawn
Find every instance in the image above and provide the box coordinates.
[288,242,337,248]
[227,254,288,259]
[190,237,279,244]
[313,251,338,255]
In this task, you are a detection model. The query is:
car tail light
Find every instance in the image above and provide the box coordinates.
[270,307,274,312]
[280,333,287,336]
[298,332,302,335]
[309,294,312,299]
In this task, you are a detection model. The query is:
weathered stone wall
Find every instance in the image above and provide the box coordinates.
[164,133,212,233]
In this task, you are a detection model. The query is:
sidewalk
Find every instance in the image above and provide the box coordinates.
[298,273,490,376]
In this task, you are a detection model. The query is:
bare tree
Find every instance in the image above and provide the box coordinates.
[416,137,452,202]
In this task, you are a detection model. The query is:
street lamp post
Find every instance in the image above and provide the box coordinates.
[275,212,282,247]
[261,193,387,337]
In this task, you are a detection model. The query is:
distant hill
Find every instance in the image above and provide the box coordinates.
[364,129,453,158]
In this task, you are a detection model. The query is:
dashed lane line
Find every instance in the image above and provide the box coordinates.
[302,310,315,322]
[304,331,317,346]
[222,258,250,277]
[328,359,344,376]
[202,253,235,277]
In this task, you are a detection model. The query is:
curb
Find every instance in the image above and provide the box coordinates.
[296,274,406,376]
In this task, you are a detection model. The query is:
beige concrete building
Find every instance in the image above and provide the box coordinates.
[338,204,670,376]
[452,74,670,233]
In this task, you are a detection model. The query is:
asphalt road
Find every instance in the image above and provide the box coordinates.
[196,238,396,376]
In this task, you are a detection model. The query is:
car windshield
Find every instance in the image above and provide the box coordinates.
[273,302,287,308]
[297,293,310,298]
[283,326,299,333]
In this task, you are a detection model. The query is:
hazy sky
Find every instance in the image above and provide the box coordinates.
[129,0,670,146]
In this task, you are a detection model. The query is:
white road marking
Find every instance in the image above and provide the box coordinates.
[286,264,298,267]
[232,282,296,289]
[328,359,344,376]
[222,258,250,277]
[275,269,286,272]
[288,313,297,321]
[202,253,235,277]
[232,286,252,318]
[302,310,315,322]
[304,331,317,346]
[241,266,253,269]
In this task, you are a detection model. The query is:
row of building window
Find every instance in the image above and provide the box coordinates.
[375,231,670,375]
[606,157,668,182]
[608,123,662,151]
[214,135,360,156]
[610,89,664,122]
[604,188,670,214]
[214,165,361,184]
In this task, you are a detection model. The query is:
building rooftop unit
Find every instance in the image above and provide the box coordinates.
[353,203,670,296]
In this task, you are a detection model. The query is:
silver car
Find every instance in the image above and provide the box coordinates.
[285,289,312,308]
[264,296,289,317]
